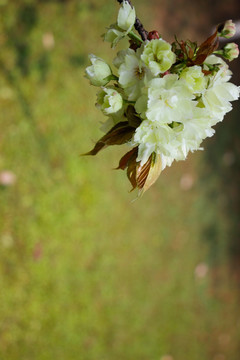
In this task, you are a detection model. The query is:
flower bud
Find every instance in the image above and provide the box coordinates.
[147,30,160,40]
[96,88,123,115]
[85,54,112,86]
[217,20,236,39]
[223,42,239,61]
[117,1,136,31]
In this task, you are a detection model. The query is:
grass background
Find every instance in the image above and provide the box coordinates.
[0,0,240,359]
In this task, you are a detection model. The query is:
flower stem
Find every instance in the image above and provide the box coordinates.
[104,74,119,82]
[128,31,143,44]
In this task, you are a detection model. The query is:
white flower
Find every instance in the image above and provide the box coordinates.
[146,74,195,124]
[202,68,240,119]
[132,120,176,165]
[117,1,135,31]
[104,1,135,48]
[204,54,228,68]
[85,54,112,86]
[204,55,232,81]
[180,65,206,93]
[175,107,215,158]
[131,103,220,170]
[96,87,123,115]
[118,47,152,101]
[141,39,176,76]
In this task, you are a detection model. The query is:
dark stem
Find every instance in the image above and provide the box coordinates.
[116,0,148,41]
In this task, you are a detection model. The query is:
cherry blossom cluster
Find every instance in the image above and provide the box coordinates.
[85,1,239,195]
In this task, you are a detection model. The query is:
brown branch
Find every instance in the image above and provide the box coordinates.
[116,0,148,41]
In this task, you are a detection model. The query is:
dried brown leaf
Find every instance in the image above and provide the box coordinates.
[83,141,106,156]
[127,159,138,191]
[115,147,138,170]
[115,147,138,190]
[125,105,141,128]
[136,158,152,189]
[83,121,135,156]
[116,148,162,194]
[193,29,219,65]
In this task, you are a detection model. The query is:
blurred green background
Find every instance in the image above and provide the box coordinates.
[0,0,240,359]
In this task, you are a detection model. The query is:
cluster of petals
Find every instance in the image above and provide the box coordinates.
[84,1,240,193]
[131,54,240,169]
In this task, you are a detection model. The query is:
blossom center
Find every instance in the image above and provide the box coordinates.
[159,94,178,109]
[134,66,145,80]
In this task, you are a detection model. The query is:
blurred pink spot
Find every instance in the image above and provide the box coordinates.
[33,242,43,261]
[180,173,194,191]
[161,356,174,360]
[0,170,16,186]
[195,263,209,278]
[42,32,55,50]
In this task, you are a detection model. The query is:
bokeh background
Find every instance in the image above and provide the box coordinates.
[0,0,240,359]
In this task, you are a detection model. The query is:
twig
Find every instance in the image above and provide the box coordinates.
[116,0,148,41]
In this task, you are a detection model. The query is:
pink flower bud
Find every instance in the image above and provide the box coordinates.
[162,70,170,76]
[224,42,239,61]
[218,20,236,39]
